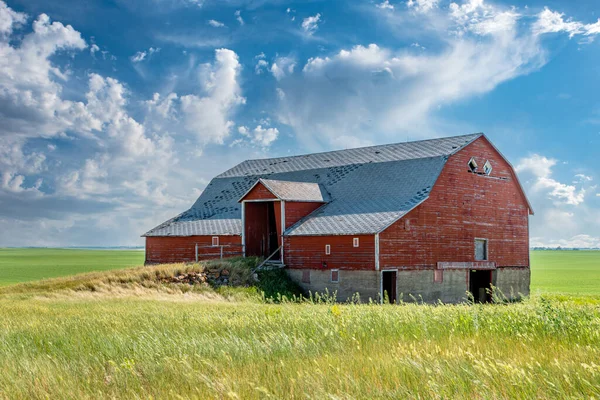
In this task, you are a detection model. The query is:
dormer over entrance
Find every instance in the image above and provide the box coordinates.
[238,179,329,260]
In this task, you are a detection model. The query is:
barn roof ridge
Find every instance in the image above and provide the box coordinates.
[216,133,483,178]
[239,132,482,164]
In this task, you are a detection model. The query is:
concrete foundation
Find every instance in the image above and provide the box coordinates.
[494,267,530,299]
[287,269,380,302]
[395,269,468,303]
[287,266,531,303]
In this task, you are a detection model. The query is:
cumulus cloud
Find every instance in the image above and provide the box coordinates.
[270,56,296,80]
[532,7,600,39]
[376,1,394,10]
[235,10,244,26]
[273,0,600,150]
[179,49,245,144]
[130,47,160,63]
[238,124,279,148]
[0,1,253,246]
[515,154,587,206]
[516,154,598,247]
[208,19,225,28]
[407,0,438,13]
[0,1,26,36]
[276,33,544,148]
[302,13,321,35]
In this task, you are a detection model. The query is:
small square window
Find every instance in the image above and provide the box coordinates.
[475,239,488,261]
[211,236,219,247]
[468,157,478,172]
[325,244,331,255]
[434,269,443,283]
[353,238,359,247]
[331,269,339,283]
[302,270,311,283]
[483,160,492,175]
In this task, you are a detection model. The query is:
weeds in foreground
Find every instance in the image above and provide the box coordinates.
[0,294,599,399]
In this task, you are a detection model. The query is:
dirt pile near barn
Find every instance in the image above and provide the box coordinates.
[157,266,253,287]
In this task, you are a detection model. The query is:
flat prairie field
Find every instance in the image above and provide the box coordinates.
[0,250,598,398]
[1,248,599,295]
[0,248,144,286]
[530,250,600,295]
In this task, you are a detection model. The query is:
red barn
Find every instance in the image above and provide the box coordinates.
[143,133,533,303]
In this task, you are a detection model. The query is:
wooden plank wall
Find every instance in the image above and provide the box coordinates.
[379,136,530,269]
[285,202,323,228]
[284,235,375,270]
[145,235,242,264]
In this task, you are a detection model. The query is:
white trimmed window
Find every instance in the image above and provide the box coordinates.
[212,236,219,247]
[353,238,359,247]
[331,269,339,283]
[483,160,493,175]
[325,244,331,255]
[468,157,478,173]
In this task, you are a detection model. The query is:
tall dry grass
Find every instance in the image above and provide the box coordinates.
[0,291,599,398]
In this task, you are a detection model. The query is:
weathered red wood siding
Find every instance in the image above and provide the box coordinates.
[284,235,375,270]
[379,136,530,269]
[274,201,282,247]
[285,202,323,228]
[145,235,242,264]
[245,202,270,257]
[243,183,277,201]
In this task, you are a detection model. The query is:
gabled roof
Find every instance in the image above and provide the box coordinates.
[240,179,330,202]
[143,133,482,237]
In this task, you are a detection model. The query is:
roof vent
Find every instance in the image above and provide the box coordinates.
[468,157,478,173]
[483,160,492,175]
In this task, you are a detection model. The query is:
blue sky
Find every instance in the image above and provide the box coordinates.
[0,0,599,247]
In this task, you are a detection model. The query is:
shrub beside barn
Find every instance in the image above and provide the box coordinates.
[143,133,532,303]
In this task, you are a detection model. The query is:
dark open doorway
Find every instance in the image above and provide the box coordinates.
[382,271,397,304]
[244,201,281,259]
[469,270,492,303]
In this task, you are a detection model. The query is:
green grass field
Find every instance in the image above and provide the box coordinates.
[0,249,599,398]
[0,248,144,286]
[531,250,600,295]
[1,248,598,294]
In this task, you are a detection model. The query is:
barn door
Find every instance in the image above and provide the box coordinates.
[382,271,397,304]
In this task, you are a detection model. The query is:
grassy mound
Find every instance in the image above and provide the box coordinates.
[0,257,304,301]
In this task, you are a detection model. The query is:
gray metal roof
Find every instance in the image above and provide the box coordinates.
[254,179,329,202]
[143,133,482,237]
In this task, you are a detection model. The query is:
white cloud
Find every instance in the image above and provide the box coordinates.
[90,43,100,56]
[376,1,394,10]
[448,0,519,36]
[516,154,587,206]
[532,7,600,39]
[533,8,582,38]
[235,10,244,26]
[255,59,268,74]
[0,2,253,246]
[531,234,600,249]
[208,19,225,28]
[302,13,321,35]
[130,47,160,63]
[407,0,438,13]
[277,34,544,148]
[515,153,598,247]
[237,124,279,147]
[179,48,245,145]
[270,56,296,80]
[0,0,26,36]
